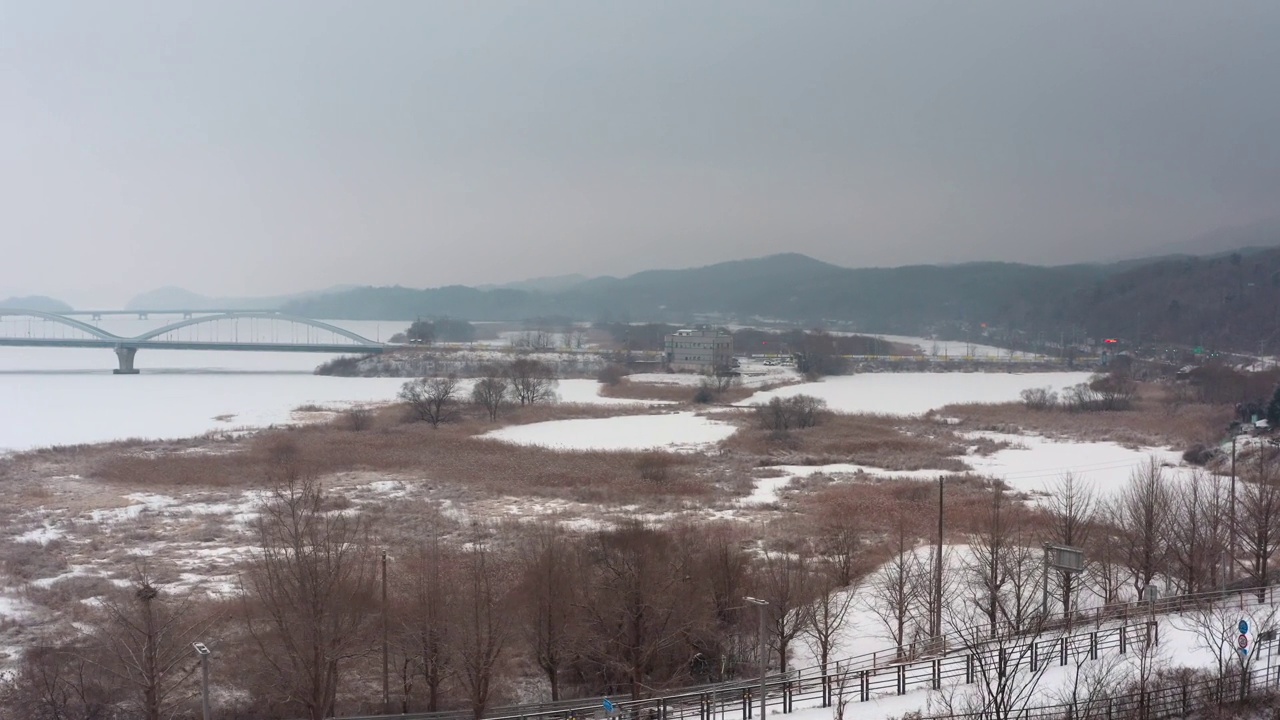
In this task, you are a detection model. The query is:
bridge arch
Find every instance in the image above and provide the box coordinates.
[0,308,123,341]
[129,312,383,347]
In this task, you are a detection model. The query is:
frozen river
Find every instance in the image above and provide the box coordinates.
[0,317,410,453]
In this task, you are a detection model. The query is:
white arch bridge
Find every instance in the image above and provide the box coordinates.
[0,309,386,373]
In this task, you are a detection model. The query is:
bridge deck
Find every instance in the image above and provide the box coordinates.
[0,338,384,354]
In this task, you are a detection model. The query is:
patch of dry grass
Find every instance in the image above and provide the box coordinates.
[90,419,718,506]
[938,389,1230,448]
[722,412,969,471]
[2,540,69,581]
[782,473,1033,548]
[599,381,694,402]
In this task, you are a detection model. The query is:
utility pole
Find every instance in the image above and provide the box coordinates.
[934,476,944,642]
[1231,431,1239,584]
[382,550,389,712]
[745,597,769,720]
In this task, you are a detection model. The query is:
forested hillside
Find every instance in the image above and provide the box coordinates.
[1067,249,1280,352]
[282,248,1280,353]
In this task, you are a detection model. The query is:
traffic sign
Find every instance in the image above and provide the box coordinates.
[1240,620,1250,635]
[1238,634,1249,649]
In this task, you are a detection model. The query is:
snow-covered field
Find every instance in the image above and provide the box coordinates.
[964,432,1192,500]
[873,334,1043,359]
[760,545,1280,720]
[739,435,1193,506]
[743,372,1091,415]
[629,360,800,389]
[481,411,736,451]
[743,463,944,505]
[0,313,646,452]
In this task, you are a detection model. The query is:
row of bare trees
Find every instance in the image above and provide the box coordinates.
[399,359,560,426]
[6,480,866,718]
[862,446,1280,666]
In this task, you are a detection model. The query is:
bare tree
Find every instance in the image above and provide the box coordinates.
[1083,524,1126,607]
[1237,442,1280,595]
[1169,471,1228,594]
[1172,600,1278,696]
[690,524,754,684]
[506,358,558,406]
[400,375,460,427]
[1044,473,1094,618]
[517,523,578,701]
[3,644,115,720]
[393,522,456,713]
[577,522,692,699]
[942,602,1057,720]
[864,512,919,659]
[241,474,379,720]
[967,485,1013,638]
[82,566,216,720]
[831,661,852,720]
[1111,457,1173,600]
[452,540,514,720]
[912,543,957,649]
[471,370,508,422]
[802,571,856,705]
[998,527,1044,634]
[756,546,816,673]
[1048,647,1126,720]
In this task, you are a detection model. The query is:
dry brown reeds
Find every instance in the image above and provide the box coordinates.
[939,393,1230,448]
[91,419,716,505]
[723,412,970,472]
[598,381,693,403]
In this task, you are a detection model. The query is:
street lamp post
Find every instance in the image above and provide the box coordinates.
[192,642,211,720]
[744,597,769,720]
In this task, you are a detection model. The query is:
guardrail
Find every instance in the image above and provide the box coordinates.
[341,585,1278,720]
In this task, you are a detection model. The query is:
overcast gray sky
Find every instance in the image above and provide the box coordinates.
[3,1,1279,306]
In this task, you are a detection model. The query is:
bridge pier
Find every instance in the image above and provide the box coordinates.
[113,347,140,374]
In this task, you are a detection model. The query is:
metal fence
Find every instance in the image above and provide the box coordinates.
[343,585,1278,720]
[926,663,1280,720]
[344,623,1152,720]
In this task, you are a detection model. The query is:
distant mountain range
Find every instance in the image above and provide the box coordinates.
[282,253,1106,328]
[0,295,73,313]
[1116,216,1280,262]
[13,222,1280,354]
[123,285,360,311]
[476,273,591,293]
[282,245,1280,353]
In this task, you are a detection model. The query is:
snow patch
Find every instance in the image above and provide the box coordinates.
[963,432,1192,499]
[482,412,737,452]
[742,372,1092,416]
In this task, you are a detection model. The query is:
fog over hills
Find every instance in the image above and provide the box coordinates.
[23,232,1280,355]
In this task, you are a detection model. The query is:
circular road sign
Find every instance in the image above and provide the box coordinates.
[1238,634,1249,649]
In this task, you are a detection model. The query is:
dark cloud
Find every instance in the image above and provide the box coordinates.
[3,1,1278,305]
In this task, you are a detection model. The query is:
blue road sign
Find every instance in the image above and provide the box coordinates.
[1240,620,1250,635]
